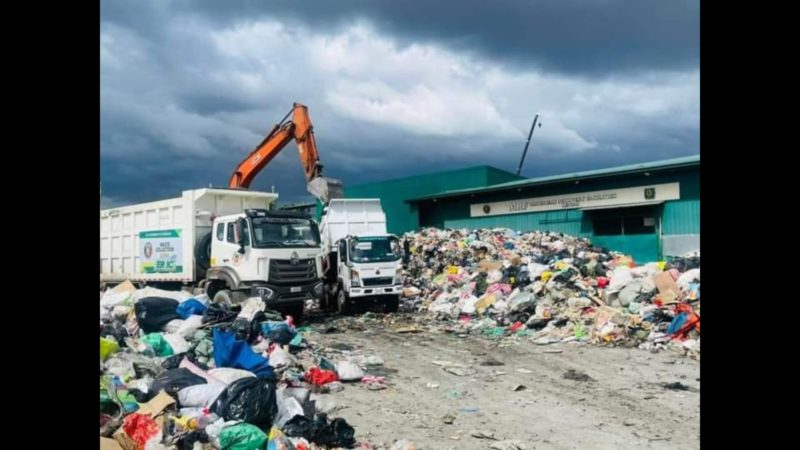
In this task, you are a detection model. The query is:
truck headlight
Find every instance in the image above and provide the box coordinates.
[351,270,361,287]
[394,271,403,285]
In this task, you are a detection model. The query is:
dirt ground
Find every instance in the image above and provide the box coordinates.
[297,310,700,450]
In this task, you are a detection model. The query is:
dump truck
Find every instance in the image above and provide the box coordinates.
[318,199,404,314]
[99,102,343,319]
[100,188,324,319]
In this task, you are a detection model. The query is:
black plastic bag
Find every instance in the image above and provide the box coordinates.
[283,415,356,447]
[212,377,278,428]
[202,304,240,325]
[101,321,130,348]
[161,353,188,370]
[150,368,207,399]
[128,388,150,403]
[283,415,315,439]
[135,297,180,333]
[179,430,209,450]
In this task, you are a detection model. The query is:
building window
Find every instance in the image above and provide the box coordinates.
[593,218,623,236]
[591,206,657,236]
[623,216,656,235]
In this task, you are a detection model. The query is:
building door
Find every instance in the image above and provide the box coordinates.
[587,205,661,263]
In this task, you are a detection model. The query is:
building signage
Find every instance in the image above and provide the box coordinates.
[470,183,680,217]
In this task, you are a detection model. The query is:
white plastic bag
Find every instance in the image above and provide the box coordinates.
[335,361,365,381]
[268,346,296,368]
[208,368,256,385]
[237,297,266,321]
[178,383,226,408]
[176,315,204,340]
[274,388,305,427]
[100,290,132,310]
[163,319,185,334]
[131,287,191,304]
[161,333,190,355]
[606,267,633,294]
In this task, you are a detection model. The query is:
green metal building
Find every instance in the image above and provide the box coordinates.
[343,156,699,263]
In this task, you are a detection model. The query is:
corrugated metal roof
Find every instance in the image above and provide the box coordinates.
[407,155,700,202]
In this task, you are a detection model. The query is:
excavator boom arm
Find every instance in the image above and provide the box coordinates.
[227,103,342,202]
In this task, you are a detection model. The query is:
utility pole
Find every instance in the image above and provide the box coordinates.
[516,114,541,176]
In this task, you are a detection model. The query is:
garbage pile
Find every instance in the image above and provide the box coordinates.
[100,282,372,450]
[400,228,700,358]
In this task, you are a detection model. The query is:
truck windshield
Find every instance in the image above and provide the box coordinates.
[349,236,402,263]
[250,217,321,248]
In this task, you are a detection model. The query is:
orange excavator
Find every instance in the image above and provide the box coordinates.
[228,102,344,203]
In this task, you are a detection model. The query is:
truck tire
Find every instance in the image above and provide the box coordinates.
[383,295,400,314]
[195,232,213,273]
[213,289,248,306]
[337,289,353,315]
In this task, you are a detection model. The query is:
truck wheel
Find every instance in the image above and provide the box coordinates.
[337,289,353,315]
[383,295,400,314]
[213,289,233,306]
[195,232,213,273]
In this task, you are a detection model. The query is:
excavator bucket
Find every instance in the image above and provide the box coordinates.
[307,177,344,203]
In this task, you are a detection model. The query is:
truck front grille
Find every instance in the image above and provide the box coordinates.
[362,277,394,287]
[269,258,317,284]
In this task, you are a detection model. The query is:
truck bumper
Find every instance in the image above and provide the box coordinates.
[251,282,324,306]
[348,285,403,298]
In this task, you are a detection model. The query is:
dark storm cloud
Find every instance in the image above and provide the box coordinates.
[102,0,699,75]
[100,0,699,206]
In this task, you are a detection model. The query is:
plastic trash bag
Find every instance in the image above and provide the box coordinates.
[203,304,240,325]
[132,287,191,304]
[150,368,207,399]
[135,297,181,334]
[274,388,305,428]
[208,368,257,385]
[100,337,119,360]
[304,368,339,386]
[178,383,226,408]
[180,358,225,385]
[176,315,204,340]
[162,333,191,355]
[212,377,278,428]
[267,427,297,450]
[335,361,365,381]
[163,319,186,334]
[213,329,274,379]
[218,423,268,450]
[105,355,137,380]
[177,299,207,319]
[261,321,297,346]
[283,415,356,448]
[268,346,296,368]
[141,333,175,357]
[122,413,161,449]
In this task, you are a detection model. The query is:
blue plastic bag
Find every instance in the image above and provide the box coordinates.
[177,299,207,319]
[260,321,297,346]
[667,313,688,335]
[213,329,274,379]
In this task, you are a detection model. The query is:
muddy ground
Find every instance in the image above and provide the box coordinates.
[297,310,700,450]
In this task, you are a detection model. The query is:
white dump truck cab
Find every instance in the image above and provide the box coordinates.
[205,208,324,319]
[319,199,404,314]
[332,234,404,313]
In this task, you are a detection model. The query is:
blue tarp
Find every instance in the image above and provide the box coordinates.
[177,299,207,319]
[213,329,274,379]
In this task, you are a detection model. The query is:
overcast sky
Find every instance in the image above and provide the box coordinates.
[100,0,699,208]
